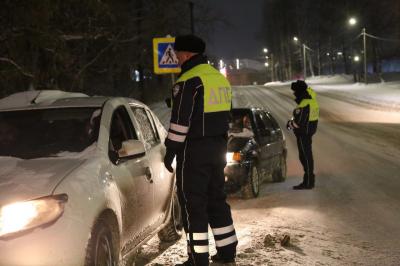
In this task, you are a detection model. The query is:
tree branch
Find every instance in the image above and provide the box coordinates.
[0,57,34,78]
[70,30,124,90]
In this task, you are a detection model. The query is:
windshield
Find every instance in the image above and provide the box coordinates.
[0,107,101,159]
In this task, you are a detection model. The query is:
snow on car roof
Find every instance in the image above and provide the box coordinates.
[0,90,146,111]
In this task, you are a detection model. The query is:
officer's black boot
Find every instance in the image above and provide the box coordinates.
[293,182,309,190]
[309,174,315,188]
[211,253,236,265]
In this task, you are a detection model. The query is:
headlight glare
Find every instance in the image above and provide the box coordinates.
[226,152,241,163]
[0,194,67,238]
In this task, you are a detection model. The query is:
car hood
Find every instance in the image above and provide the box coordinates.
[0,156,85,206]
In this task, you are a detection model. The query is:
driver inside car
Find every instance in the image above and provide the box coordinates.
[229,115,254,138]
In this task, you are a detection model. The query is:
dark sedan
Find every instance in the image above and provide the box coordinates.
[224,107,287,198]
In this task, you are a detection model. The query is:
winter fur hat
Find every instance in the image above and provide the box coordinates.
[174,34,206,54]
[291,80,308,92]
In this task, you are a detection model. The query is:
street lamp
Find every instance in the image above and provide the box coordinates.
[293,36,312,79]
[263,48,268,53]
[353,56,360,62]
[264,62,269,67]
[348,17,357,26]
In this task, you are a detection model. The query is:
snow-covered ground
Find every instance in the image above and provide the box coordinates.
[140,76,400,266]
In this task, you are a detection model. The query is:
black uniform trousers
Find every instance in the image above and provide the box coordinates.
[176,135,238,266]
[295,133,315,187]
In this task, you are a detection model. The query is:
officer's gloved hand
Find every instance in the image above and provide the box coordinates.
[286,120,293,131]
[164,149,176,173]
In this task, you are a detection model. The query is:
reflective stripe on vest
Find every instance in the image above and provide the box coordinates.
[176,64,232,113]
[298,87,319,121]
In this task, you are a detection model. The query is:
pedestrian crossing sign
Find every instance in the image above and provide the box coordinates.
[153,37,181,74]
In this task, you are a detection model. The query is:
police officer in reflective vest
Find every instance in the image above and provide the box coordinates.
[164,35,238,266]
[287,80,319,189]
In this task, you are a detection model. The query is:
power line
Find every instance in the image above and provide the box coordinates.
[365,33,400,43]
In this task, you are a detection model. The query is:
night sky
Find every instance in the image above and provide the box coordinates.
[197,0,265,60]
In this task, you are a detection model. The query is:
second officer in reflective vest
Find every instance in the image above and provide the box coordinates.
[287,80,319,189]
[163,35,238,266]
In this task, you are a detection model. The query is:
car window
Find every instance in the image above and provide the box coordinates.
[109,106,137,156]
[131,107,158,147]
[0,107,101,159]
[261,111,275,130]
[229,112,253,133]
[255,112,266,130]
[255,112,271,137]
[266,112,280,129]
[145,109,160,142]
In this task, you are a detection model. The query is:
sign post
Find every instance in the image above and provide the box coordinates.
[153,37,181,75]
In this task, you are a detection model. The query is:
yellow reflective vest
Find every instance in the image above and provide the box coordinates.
[176,64,232,113]
[297,87,319,121]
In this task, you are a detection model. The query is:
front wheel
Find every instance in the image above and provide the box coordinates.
[158,190,183,242]
[241,164,260,199]
[85,218,119,266]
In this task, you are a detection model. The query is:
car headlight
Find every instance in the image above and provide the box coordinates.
[0,194,68,238]
[226,152,241,163]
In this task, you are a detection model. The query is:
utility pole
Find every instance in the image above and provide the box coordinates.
[189,2,195,34]
[303,44,307,80]
[362,28,367,84]
[271,53,275,81]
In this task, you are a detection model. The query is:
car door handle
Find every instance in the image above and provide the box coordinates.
[145,167,153,183]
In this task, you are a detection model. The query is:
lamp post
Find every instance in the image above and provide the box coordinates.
[263,48,274,81]
[294,36,311,79]
[362,28,367,84]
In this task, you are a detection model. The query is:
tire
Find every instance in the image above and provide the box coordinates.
[272,155,287,182]
[158,190,183,242]
[241,164,260,199]
[85,217,119,266]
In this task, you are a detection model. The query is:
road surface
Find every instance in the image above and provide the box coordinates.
[136,84,400,265]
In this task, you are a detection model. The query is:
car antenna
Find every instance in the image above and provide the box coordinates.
[31,90,42,104]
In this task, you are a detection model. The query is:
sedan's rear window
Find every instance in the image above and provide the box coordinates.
[0,107,101,159]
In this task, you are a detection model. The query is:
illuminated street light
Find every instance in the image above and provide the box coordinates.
[265,56,269,59]
[337,52,343,56]
[264,62,269,67]
[293,36,299,42]
[354,55,360,62]
[263,48,268,53]
[326,52,330,56]
[348,17,357,26]
[219,59,224,70]
[236,58,240,70]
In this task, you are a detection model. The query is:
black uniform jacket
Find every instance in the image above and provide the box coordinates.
[292,92,318,136]
[165,54,230,152]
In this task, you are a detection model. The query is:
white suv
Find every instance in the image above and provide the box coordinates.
[0,91,182,266]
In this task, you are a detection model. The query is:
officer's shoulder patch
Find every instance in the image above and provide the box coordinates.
[173,84,180,97]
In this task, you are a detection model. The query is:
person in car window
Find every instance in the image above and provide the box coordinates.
[163,34,238,266]
[287,80,319,189]
[229,115,254,138]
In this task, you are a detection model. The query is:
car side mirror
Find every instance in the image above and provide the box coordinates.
[118,140,145,159]
[165,98,172,108]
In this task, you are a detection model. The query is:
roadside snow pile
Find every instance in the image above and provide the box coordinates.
[306,75,353,84]
[264,81,292,86]
[313,81,400,111]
